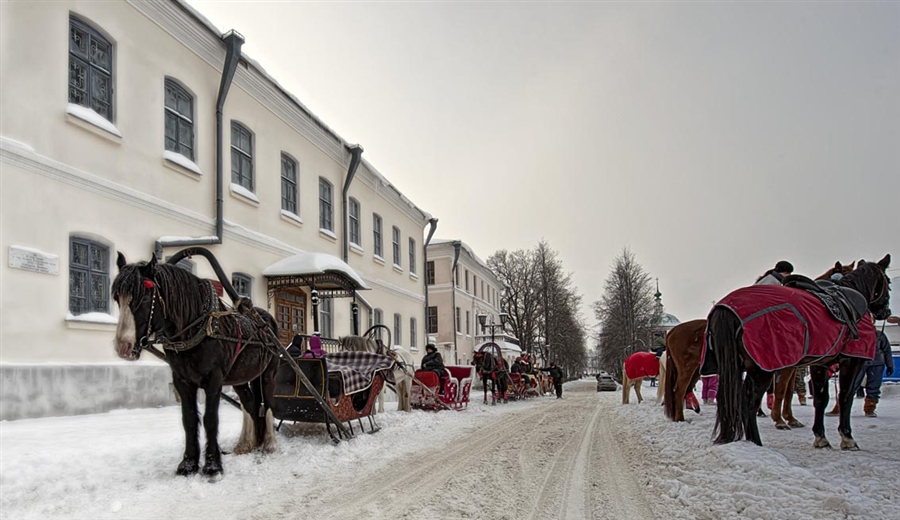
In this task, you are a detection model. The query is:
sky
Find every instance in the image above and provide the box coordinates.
[187,1,900,327]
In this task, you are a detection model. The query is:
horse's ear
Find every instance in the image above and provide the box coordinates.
[849,261,856,270]
[148,254,158,267]
[877,254,891,270]
[116,251,127,270]
[834,261,842,271]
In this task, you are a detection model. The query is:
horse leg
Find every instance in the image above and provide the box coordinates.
[743,366,772,446]
[232,383,258,455]
[809,365,832,448]
[687,371,701,414]
[635,378,644,404]
[622,370,630,404]
[771,370,789,429]
[173,377,201,475]
[673,370,691,422]
[259,362,278,454]
[201,374,224,475]
[656,354,666,406]
[838,357,865,451]
[781,368,803,428]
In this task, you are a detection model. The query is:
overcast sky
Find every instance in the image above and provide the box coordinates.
[189,1,900,327]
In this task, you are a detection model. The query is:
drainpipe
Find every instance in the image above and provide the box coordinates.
[154,30,244,259]
[341,145,364,263]
[422,218,438,342]
[450,240,462,364]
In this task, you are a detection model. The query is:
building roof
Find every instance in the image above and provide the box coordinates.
[263,252,369,290]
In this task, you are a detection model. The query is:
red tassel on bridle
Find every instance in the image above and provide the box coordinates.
[143,279,155,289]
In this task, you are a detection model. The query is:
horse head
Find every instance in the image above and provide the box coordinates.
[817,260,856,281]
[841,254,891,320]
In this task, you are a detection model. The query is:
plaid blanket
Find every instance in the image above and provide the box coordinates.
[326,351,396,395]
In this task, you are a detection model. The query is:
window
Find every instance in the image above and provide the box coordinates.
[473,275,478,297]
[321,298,333,338]
[164,79,193,160]
[466,310,470,336]
[426,261,435,285]
[410,317,417,348]
[481,281,485,300]
[427,307,438,334]
[454,266,458,286]
[69,16,113,121]
[394,313,401,347]
[349,198,360,246]
[231,122,253,190]
[392,226,401,266]
[455,307,461,333]
[408,238,416,274]
[319,177,333,231]
[281,154,298,214]
[232,273,251,297]
[374,308,383,340]
[373,214,383,257]
[465,269,469,292]
[69,237,109,315]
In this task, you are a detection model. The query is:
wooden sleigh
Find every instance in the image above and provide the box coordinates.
[410,365,476,411]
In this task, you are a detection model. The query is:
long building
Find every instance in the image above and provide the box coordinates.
[0,0,437,420]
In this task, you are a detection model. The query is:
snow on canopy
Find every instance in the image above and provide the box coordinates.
[262,252,369,290]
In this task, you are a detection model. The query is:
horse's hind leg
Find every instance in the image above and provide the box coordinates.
[232,383,258,454]
[781,368,803,428]
[744,366,772,446]
[770,370,790,429]
[635,378,644,404]
[259,362,278,454]
[809,365,832,448]
[173,377,201,475]
[838,357,865,451]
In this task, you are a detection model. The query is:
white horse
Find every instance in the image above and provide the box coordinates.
[338,336,412,413]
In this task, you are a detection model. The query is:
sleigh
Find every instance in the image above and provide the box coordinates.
[272,335,395,443]
[507,372,540,399]
[410,365,475,411]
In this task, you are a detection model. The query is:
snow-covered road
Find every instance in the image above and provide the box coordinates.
[2,379,898,519]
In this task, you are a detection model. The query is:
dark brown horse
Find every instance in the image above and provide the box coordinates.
[710,256,891,449]
[662,261,855,424]
[113,253,279,476]
[473,344,508,405]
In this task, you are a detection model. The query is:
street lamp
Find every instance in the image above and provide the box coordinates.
[478,312,508,344]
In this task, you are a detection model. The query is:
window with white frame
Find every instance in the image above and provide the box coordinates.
[455,307,461,333]
[281,154,298,214]
[349,198,360,246]
[466,310,470,335]
[410,317,417,348]
[408,238,416,274]
[319,177,333,231]
[164,79,193,160]
[232,273,251,297]
[392,226,401,267]
[394,313,401,347]
[373,214,383,257]
[69,237,109,315]
[69,16,113,121]
[231,122,253,190]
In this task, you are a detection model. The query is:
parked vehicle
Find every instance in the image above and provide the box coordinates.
[596,373,617,392]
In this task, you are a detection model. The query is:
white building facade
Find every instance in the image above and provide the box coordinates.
[425,240,504,366]
[0,0,434,420]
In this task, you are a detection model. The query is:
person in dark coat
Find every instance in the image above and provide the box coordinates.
[852,330,894,417]
[540,362,565,399]
[510,358,523,374]
[421,343,445,381]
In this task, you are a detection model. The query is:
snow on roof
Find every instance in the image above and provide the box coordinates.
[429,239,493,274]
[475,340,522,353]
[262,253,369,290]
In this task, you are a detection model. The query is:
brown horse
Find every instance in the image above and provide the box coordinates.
[663,261,855,424]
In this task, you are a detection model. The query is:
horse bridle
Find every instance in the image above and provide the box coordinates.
[133,280,163,357]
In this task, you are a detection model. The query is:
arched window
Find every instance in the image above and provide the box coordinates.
[164,79,194,160]
[69,237,110,315]
[69,16,114,121]
[231,121,253,191]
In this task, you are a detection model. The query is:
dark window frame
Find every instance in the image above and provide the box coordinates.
[410,317,417,348]
[427,306,438,334]
[320,298,333,338]
[373,214,383,258]
[392,226,401,266]
[426,261,435,285]
[349,198,361,246]
[232,273,252,297]
[374,308,383,340]
[164,78,194,160]
[319,177,333,231]
[281,153,298,214]
[69,237,110,315]
[69,16,114,121]
[230,121,254,191]
[393,313,401,347]
[408,237,416,274]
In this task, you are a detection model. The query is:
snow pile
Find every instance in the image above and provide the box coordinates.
[610,383,900,520]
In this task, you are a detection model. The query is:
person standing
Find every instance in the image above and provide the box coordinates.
[540,362,564,399]
[701,374,719,405]
[754,260,793,415]
[852,330,894,417]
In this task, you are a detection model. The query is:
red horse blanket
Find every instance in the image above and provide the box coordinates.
[711,285,875,372]
[624,351,660,379]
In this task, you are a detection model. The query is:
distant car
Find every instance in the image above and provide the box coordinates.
[596,373,617,392]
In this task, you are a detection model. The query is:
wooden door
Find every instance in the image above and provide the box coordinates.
[275,289,306,345]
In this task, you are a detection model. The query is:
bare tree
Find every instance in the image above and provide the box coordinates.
[593,247,656,377]
[488,249,540,352]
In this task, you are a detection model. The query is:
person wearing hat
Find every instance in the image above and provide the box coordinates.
[421,343,445,387]
[539,362,565,399]
[755,260,794,286]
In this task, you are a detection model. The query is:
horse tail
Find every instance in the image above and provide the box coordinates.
[710,307,744,444]
[664,351,677,419]
[622,365,630,404]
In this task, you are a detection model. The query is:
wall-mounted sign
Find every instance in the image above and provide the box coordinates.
[8,245,59,275]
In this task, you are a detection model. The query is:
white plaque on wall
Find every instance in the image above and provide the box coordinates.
[8,245,59,275]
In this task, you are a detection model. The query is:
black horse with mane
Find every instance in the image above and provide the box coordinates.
[708,255,891,451]
[113,253,280,476]
[473,343,509,405]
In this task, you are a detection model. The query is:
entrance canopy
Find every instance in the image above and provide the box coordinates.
[263,252,369,298]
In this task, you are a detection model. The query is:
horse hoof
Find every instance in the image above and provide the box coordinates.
[176,459,200,476]
[841,440,860,451]
[813,438,832,449]
[788,421,805,428]
[776,423,791,430]
[202,461,223,476]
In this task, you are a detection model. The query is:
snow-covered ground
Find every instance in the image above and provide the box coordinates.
[611,382,900,520]
[1,380,897,519]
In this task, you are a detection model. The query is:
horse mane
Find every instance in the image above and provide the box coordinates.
[837,261,885,306]
[112,262,215,332]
